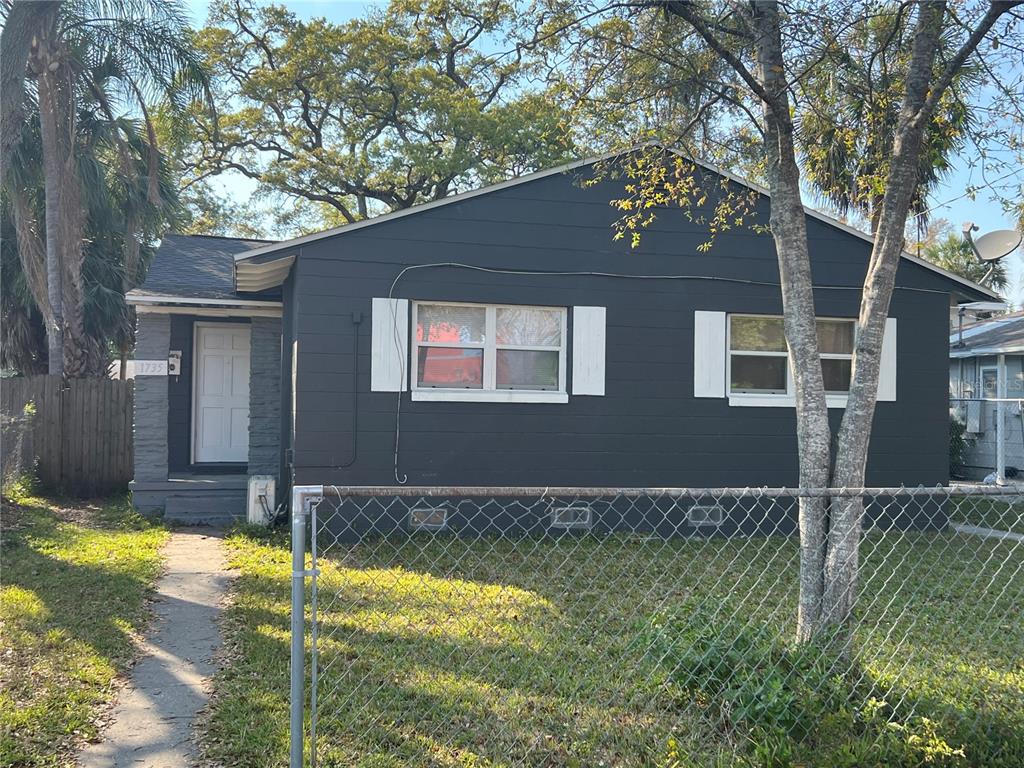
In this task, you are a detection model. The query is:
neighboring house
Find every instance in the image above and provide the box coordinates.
[950,311,1024,478]
[127,152,994,525]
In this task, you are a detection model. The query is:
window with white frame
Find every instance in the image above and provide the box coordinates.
[728,315,855,396]
[980,366,998,399]
[413,302,566,393]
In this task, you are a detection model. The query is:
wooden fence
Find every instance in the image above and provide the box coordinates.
[1,375,134,496]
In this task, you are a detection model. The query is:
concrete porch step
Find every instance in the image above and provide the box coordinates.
[132,474,251,526]
[164,490,246,527]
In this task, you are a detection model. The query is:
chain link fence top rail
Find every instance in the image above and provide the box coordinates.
[292,485,1024,768]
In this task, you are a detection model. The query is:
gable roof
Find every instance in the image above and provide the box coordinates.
[233,146,997,300]
[951,311,1024,357]
[129,233,273,302]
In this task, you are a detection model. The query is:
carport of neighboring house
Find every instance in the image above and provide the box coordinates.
[126,234,285,525]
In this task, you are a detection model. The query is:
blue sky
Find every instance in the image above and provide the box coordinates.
[184,0,1024,300]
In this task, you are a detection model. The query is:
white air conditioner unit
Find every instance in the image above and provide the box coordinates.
[966,401,982,434]
[247,475,276,526]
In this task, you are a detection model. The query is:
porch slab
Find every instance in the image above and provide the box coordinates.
[131,474,248,526]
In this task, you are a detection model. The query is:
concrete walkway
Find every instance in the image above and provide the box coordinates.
[952,522,1024,542]
[79,530,231,768]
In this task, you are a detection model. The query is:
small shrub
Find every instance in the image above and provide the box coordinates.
[950,415,972,478]
[1,402,37,495]
[2,471,39,504]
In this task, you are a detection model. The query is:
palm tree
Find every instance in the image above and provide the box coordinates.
[922,233,1009,291]
[796,12,978,233]
[9,0,209,375]
[2,83,181,375]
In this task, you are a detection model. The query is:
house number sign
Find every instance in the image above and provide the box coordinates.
[135,360,168,376]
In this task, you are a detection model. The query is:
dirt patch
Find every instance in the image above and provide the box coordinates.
[0,498,31,532]
[1,497,126,532]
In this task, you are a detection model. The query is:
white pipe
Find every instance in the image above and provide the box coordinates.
[997,354,1007,485]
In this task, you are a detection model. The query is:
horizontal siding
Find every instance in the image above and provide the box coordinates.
[288,170,954,489]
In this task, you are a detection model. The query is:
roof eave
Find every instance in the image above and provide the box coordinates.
[951,345,1024,358]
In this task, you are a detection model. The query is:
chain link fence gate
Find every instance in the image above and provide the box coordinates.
[288,485,1024,768]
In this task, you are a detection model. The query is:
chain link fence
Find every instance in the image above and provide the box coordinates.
[289,485,1024,768]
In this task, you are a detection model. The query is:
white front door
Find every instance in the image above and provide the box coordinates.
[193,323,250,463]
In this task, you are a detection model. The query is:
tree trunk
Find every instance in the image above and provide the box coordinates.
[32,21,91,377]
[663,0,1018,647]
[119,342,129,381]
[0,1,61,181]
[824,2,948,630]
[58,142,91,377]
[749,1,833,641]
[34,35,65,376]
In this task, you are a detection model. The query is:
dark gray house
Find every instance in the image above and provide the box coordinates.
[127,152,994,524]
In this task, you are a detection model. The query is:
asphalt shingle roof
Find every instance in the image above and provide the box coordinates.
[951,313,1024,356]
[135,234,273,300]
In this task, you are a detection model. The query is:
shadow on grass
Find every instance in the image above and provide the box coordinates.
[207,527,1024,768]
[0,500,166,767]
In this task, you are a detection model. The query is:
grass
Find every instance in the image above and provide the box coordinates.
[205,525,1024,768]
[949,497,1024,535]
[0,491,168,767]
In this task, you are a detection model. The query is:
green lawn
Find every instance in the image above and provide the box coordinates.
[949,496,1024,535]
[0,494,168,767]
[205,526,1024,768]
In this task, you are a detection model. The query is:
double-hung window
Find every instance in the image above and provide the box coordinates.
[728,314,855,398]
[412,301,567,401]
[816,319,855,393]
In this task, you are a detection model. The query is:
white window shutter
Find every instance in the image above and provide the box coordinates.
[371,298,409,392]
[877,317,897,401]
[572,306,606,396]
[694,311,727,398]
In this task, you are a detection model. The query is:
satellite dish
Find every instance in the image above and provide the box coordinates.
[969,229,1023,262]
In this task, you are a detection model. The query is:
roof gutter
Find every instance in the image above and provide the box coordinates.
[127,293,282,308]
[126,293,284,318]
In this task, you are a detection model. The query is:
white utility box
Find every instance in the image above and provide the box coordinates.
[247,475,276,526]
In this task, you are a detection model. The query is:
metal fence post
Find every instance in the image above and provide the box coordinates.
[289,488,306,768]
[290,485,323,768]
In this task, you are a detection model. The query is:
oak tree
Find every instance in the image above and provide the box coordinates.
[185,0,577,228]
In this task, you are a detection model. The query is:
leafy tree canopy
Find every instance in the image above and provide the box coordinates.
[546,1,1021,239]
[183,0,577,230]
[794,10,981,232]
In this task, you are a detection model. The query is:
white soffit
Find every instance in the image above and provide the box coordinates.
[235,255,295,293]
